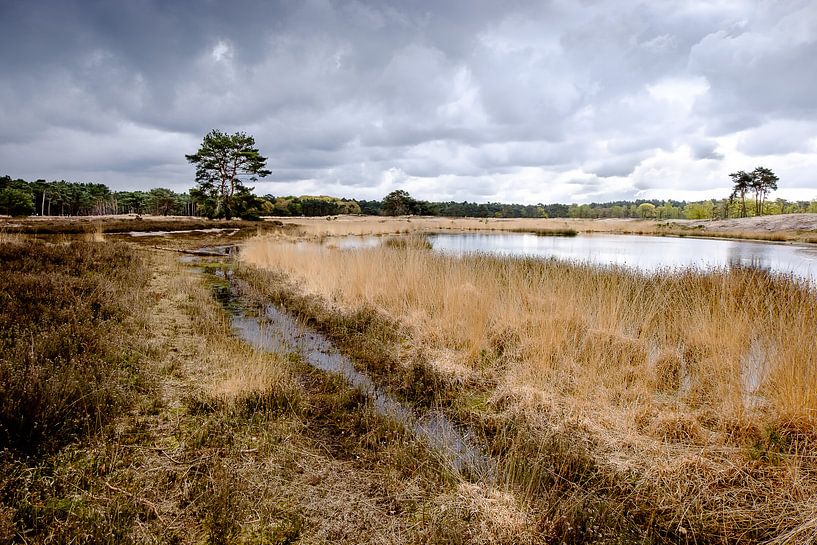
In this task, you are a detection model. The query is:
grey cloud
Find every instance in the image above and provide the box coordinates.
[736,120,817,156]
[690,2,817,128]
[0,0,816,203]
[586,155,645,178]
[689,138,724,160]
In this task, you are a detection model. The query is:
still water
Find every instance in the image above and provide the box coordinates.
[426,233,817,281]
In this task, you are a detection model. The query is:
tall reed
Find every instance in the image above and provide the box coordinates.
[242,237,817,435]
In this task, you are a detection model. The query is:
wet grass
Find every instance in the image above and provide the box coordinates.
[234,264,666,543]
[169,254,541,543]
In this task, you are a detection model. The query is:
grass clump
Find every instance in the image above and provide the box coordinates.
[382,234,433,250]
[507,227,578,236]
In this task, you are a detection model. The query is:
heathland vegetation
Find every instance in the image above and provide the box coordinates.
[1,216,816,542]
[0,228,563,543]
[0,241,150,454]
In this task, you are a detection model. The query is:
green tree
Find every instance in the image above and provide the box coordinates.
[637,202,656,219]
[185,130,270,219]
[117,191,149,214]
[381,190,416,216]
[0,176,35,216]
[729,171,752,218]
[684,201,714,220]
[0,187,35,216]
[568,204,594,218]
[750,166,778,216]
[147,188,179,215]
[655,203,681,219]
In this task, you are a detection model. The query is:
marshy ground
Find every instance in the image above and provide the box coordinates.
[0,227,537,544]
[1,216,816,543]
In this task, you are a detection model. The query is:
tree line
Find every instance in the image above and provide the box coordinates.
[0,176,198,217]
[0,175,364,219]
[2,131,811,221]
[370,186,816,220]
[4,172,815,220]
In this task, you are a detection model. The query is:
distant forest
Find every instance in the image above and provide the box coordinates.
[2,174,817,220]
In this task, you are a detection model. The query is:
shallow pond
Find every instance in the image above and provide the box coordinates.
[328,232,817,280]
[419,233,817,281]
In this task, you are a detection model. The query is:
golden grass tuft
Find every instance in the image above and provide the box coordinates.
[173,270,304,415]
[423,482,537,544]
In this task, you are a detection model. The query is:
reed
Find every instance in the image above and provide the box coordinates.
[243,236,817,428]
[241,235,817,540]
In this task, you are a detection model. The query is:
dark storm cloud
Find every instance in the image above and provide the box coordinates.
[1,0,816,202]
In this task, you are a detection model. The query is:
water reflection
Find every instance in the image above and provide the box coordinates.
[426,233,817,281]
[316,232,817,281]
[726,243,770,271]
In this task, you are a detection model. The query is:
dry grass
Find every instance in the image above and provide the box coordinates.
[273,215,653,238]
[242,236,817,424]
[165,253,540,544]
[0,240,150,453]
[271,215,817,244]
[176,268,305,414]
[0,215,262,235]
[241,235,817,541]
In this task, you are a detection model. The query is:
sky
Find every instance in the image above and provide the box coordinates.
[1,0,816,205]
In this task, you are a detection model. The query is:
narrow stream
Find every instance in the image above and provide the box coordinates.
[187,246,494,480]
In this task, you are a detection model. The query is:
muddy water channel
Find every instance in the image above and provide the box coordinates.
[187,248,494,479]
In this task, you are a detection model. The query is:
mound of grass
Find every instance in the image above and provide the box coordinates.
[383,234,434,250]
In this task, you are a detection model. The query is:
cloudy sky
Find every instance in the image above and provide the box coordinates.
[1,0,816,204]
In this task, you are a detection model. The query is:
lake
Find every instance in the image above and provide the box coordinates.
[426,233,817,280]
